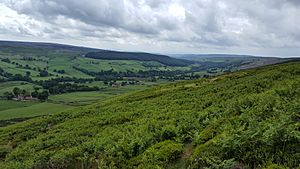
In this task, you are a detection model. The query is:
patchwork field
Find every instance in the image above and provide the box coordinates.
[0,49,193,80]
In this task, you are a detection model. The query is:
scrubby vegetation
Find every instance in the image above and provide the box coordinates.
[0,61,299,168]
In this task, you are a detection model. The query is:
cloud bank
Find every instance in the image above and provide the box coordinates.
[0,0,299,56]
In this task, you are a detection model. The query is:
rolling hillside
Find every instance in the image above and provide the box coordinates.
[172,54,290,70]
[0,61,299,168]
[0,41,194,79]
[0,41,197,124]
[0,41,289,81]
[0,41,99,53]
[85,51,193,66]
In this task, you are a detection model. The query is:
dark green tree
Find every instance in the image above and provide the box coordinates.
[26,71,31,77]
[3,92,14,100]
[31,91,39,98]
[37,91,49,101]
[39,70,49,77]
[13,87,21,97]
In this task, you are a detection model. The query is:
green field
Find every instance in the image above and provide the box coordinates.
[0,100,37,111]
[0,81,40,96]
[48,84,151,106]
[48,92,113,106]
[0,81,152,120]
[0,61,39,77]
[0,101,72,120]
[0,61,298,168]
[73,57,190,72]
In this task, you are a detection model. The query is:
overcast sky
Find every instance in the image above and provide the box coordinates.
[0,0,299,56]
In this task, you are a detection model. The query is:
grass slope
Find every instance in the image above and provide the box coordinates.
[48,85,149,106]
[0,100,36,112]
[0,102,73,120]
[0,62,299,169]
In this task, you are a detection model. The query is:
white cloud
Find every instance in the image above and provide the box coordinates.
[0,0,299,56]
[0,3,45,37]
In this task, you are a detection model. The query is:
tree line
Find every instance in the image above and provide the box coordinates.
[0,68,99,96]
[73,66,203,81]
[3,87,49,101]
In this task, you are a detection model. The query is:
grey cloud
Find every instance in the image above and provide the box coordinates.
[0,0,300,56]
[286,0,300,6]
[6,0,178,35]
[145,0,171,8]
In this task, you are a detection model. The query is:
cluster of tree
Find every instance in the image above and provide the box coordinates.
[165,74,203,81]
[39,70,49,77]
[31,90,50,101]
[73,66,125,81]
[1,58,11,63]
[1,68,98,95]
[15,63,35,71]
[53,69,65,74]
[103,80,140,87]
[73,66,202,81]
[21,56,48,63]
[46,83,99,94]
[1,58,53,77]
[0,68,32,82]
[38,79,99,94]
[3,87,49,101]
[2,58,36,72]
[206,68,218,74]
[35,76,94,84]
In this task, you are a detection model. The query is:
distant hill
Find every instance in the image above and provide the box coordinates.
[0,40,99,52]
[170,53,293,70]
[174,54,299,61]
[0,41,193,67]
[0,61,299,168]
[171,54,264,59]
[85,51,194,66]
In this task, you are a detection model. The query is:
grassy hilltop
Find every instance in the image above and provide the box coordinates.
[0,61,299,168]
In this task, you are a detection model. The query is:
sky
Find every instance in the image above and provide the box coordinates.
[0,0,299,57]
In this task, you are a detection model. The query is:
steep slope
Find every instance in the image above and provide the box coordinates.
[0,61,299,169]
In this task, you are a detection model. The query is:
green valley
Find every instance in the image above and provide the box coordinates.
[1,41,289,125]
[0,61,299,168]
[1,1,299,168]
